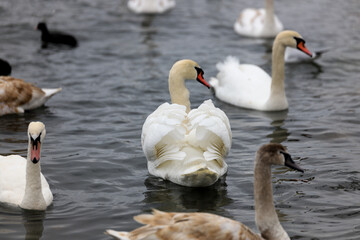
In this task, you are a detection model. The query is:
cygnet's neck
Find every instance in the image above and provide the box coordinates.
[254,155,289,240]
[20,141,47,210]
[168,69,191,113]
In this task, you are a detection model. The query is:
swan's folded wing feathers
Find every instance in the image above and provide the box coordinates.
[107,209,263,240]
[142,103,187,164]
[188,100,231,168]
[188,100,232,152]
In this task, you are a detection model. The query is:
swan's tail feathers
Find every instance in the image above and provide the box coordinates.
[105,230,130,240]
[216,56,240,72]
[181,168,219,187]
[213,56,241,88]
[42,88,62,99]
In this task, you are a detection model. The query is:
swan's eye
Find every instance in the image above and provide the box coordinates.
[194,66,210,88]
[195,67,205,81]
[293,37,312,57]
[194,66,204,77]
[293,36,306,45]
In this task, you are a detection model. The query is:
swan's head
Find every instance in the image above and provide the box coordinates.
[170,59,210,88]
[28,122,46,164]
[256,143,304,172]
[276,30,312,57]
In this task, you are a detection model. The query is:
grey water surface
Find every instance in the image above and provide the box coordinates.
[0,0,359,239]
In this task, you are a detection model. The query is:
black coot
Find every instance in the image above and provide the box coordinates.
[36,22,78,48]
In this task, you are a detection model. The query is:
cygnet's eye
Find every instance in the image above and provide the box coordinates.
[280,151,304,173]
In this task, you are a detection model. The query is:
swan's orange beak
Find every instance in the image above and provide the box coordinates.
[297,41,312,57]
[30,137,41,164]
[197,72,210,89]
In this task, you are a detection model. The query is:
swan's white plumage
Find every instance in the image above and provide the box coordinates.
[128,0,175,14]
[0,122,53,210]
[0,155,53,207]
[234,8,283,38]
[142,100,231,187]
[210,56,276,111]
[211,30,312,111]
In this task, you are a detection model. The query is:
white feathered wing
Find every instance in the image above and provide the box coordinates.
[141,100,231,187]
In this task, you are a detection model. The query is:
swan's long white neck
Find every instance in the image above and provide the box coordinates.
[268,38,287,108]
[264,0,275,27]
[169,69,191,113]
[254,155,289,240]
[20,139,47,210]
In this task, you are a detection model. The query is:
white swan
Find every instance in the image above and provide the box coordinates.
[234,0,283,38]
[106,143,304,240]
[210,30,312,111]
[0,76,62,116]
[0,122,53,210]
[127,0,175,14]
[141,59,231,187]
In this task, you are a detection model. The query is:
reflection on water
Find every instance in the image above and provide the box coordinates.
[0,205,45,240]
[22,210,45,240]
[245,109,290,144]
[143,175,233,215]
[267,117,290,144]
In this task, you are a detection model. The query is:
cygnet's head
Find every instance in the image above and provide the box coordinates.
[275,30,312,57]
[256,143,304,172]
[170,59,210,88]
[28,121,46,164]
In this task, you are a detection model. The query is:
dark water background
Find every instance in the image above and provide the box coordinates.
[0,0,359,239]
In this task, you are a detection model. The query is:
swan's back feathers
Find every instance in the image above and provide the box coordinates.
[188,100,231,166]
[211,56,271,109]
[210,56,240,89]
[234,8,283,38]
[141,100,231,186]
[235,9,267,37]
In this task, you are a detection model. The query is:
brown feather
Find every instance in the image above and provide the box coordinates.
[126,210,264,240]
[0,76,45,115]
